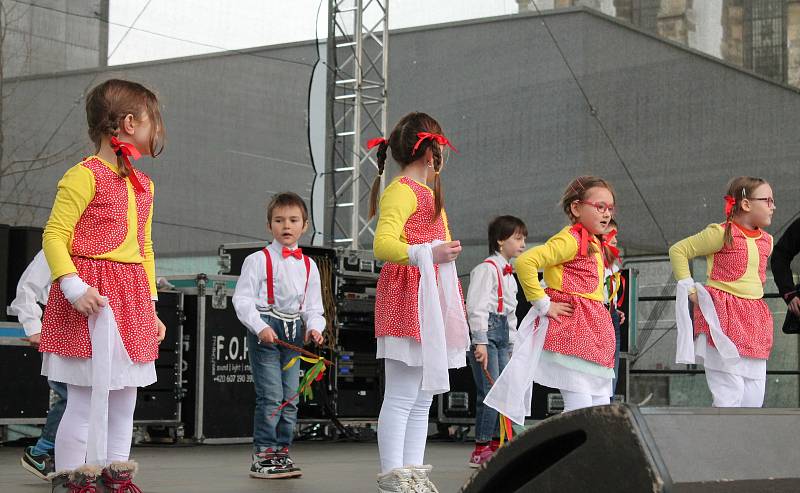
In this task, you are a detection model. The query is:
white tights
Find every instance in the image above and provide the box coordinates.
[55,385,138,471]
[705,369,766,408]
[560,389,610,413]
[377,359,434,473]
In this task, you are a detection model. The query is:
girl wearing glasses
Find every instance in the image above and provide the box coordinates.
[669,176,775,407]
[485,176,618,422]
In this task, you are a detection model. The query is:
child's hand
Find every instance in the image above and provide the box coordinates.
[789,297,800,317]
[473,344,488,371]
[617,310,626,325]
[155,316,166,342]
[432,240,462,264]
[305,329,324,346]
[547,301,573,320]
[688,292,698,306]
[258,326,277,345]
[26,333,41,347]
[72,287,107,317]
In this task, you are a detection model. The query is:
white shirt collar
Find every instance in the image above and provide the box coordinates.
[486,252,511,270]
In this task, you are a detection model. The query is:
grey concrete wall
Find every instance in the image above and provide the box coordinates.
[4,8,800,261]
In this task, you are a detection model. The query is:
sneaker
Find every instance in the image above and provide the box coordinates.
[22,446,55,481]
[409,464,440,493]
[99,461,141,492]
[489,439,501,452]
[275,447,302,478]
[468,444,494,468]
[66,464,102,493]
[49,471,70,492]
[376,467,414,493]
[249,448,297,479]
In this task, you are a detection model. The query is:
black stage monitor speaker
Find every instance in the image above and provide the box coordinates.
[461,404,800,493]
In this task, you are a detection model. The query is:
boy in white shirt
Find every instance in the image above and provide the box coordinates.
[7,250,67,481]
[233,192,325,480]
[465,216,527,467]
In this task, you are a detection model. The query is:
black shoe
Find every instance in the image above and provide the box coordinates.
[249,448,298,479]
[21,446,54,481]
[276,447,302,478]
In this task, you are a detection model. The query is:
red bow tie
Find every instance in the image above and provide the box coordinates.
[503,265,513,276]
[282,247,303,259]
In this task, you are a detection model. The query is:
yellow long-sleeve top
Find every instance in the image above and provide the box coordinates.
[373,176,451,265]
[669,223,773,299]
[516,225,605,303]
[43,156,157,296]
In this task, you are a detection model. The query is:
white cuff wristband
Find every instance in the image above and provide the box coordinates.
[532,296,551,316]
[60,275,90,304]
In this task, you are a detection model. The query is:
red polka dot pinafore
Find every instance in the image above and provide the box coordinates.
[542,228,616,368]
[40,157,159,363]
[374,177,449,341]
[694,224,773,359]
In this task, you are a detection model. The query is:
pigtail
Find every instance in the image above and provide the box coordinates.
[107,123,130,178]
[431,144,444,218]
[723,196,736,248]
[368,141,389,219]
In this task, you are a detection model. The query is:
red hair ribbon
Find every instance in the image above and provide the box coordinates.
[724,195,736,217]
[570,223,595,257]
[110,136,146,193]
[602,229,621,267]
[411,132,459,156]
[366,137,387,150]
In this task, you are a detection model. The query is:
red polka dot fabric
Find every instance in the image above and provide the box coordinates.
[756,233,772,284]
[71,158,151,257]
[40,257,158,362]
[697,226,774,359]
[374,177,450,341]
[560,229,601,294]
[693,286,773,359]
[542,288,616,368]
[40,158,157,363]
[709,224,772,284]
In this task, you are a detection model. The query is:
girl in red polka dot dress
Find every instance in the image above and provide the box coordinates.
[40,79,166,491]
[484,176,618,424]
[669,176,775,407]
[368,112,469,493]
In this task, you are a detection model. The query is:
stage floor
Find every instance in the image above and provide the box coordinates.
[1,441,476,492]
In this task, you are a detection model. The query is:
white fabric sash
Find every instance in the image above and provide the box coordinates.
[408,242,470,395]
[674,278,740,365]
[484,299,550,425]
[86,303,133,465]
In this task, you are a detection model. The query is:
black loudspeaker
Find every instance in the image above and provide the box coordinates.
[6,226,43,312]
[461,404,800,493]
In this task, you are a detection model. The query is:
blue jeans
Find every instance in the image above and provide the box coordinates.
[611,309,621,395]
[41,380,68,444]
[468,314,512,443]
[247,313,304,452]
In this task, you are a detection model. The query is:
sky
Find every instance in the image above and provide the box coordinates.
[108,0,723,66]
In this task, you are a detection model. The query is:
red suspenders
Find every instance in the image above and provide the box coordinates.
[262,247,311,308]
[483,259,504,313]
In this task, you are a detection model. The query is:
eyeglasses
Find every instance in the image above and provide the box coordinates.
[577,200,616,215]
[750,197,775,207]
